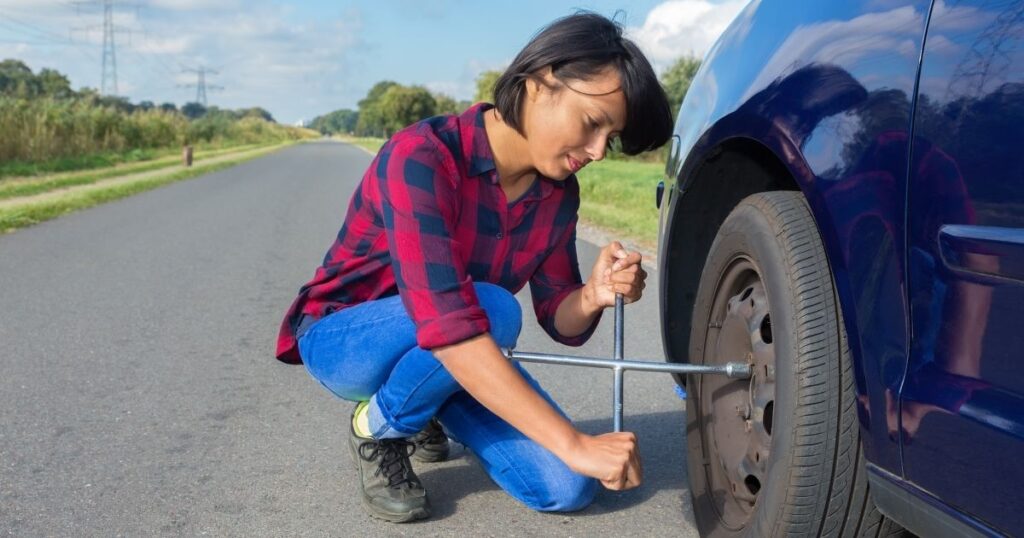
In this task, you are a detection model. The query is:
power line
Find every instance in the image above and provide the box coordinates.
[179,65,223,106]
[0,10,101,66]
[70,0,136,96]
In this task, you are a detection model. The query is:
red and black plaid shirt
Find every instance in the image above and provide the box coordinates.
[275,102,602,364]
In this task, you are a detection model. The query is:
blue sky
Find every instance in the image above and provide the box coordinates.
[0,0,747,124]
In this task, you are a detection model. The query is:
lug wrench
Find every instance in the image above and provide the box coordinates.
[505,294,752,432]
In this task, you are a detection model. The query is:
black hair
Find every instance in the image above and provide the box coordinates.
[492,11,673,155]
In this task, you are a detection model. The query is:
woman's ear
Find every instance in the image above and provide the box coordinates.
[526,65,557,103]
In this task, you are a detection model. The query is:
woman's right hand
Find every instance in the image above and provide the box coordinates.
[563,431,643,490]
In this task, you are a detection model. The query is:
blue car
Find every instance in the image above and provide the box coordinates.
[655,1,1024,536]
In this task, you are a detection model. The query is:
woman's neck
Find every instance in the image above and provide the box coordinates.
[483,107,537,190]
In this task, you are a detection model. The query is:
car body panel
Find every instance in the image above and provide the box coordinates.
[903,1,1024,533]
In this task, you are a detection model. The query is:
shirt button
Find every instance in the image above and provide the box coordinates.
[496,232,503,239]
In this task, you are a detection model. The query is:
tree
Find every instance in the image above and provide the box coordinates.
[0,59,38,98]
[138,100,155,111]
[310,108,358,134]
[159,102,178,113]
[355,80,399,137]
[474,69,502,104]
[378,85,436,136]
[661,56,702,119]
[240,107,275,122]
[181,101,207,119]
[433,93,460,115]
[37,68,72,99]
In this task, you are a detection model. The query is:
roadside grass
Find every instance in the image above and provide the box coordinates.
[0,144,290,233]
[335,135,386,155]
[0,141,267,180]
[576,158,665,248]
[0,143,267,200]
[0,148,165,178]
[334,134,666,248]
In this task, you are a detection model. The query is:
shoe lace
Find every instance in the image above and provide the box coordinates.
[357,438,418,488]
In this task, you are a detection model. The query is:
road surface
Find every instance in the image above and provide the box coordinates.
[0,140,699,537]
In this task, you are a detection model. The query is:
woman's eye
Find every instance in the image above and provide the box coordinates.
[587,117,599,130]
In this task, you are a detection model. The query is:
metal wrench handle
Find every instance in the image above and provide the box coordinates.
[613,293,624,432]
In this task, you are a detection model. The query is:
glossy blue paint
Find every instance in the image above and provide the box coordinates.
[659,0,932,476]
[903,1,1024,533]
[658,0,1024,534]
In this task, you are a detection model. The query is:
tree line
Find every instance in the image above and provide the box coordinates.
[310,56,701,141]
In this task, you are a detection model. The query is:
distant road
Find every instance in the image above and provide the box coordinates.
[0,140,697,537]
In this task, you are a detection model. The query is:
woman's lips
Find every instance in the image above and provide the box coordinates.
[567,155,583,172]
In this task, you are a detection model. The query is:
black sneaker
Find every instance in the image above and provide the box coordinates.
[347,418,430,523]
[410,418,450,463]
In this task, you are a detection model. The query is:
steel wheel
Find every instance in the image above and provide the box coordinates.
[697,259,775,528]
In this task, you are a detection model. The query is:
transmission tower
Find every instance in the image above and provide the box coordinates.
[179,66,224,107]
[71,0,134,96]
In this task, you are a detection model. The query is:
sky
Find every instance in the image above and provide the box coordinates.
[0,0,748,125]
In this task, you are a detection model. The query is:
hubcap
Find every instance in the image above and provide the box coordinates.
[697,258,775,528]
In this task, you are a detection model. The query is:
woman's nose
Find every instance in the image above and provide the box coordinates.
[586,135,608,162]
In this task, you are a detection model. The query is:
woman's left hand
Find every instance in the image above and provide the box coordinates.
[584,241,647,310]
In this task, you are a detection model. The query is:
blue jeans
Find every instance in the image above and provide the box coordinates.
[296,282,597,512]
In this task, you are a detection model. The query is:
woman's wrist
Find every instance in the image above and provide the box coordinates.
[553,428,588,465]
[580,281,604,316]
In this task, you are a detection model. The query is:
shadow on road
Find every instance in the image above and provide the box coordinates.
[417,409,698,526]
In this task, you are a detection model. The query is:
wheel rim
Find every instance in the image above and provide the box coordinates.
[697,257,776,529]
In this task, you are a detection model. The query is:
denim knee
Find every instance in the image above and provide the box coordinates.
[526,473,598,512]
[472,282,522,349]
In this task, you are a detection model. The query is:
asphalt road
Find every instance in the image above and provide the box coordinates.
[0,140,699,537]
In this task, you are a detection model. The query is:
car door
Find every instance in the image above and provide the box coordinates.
[904,1,1024,533]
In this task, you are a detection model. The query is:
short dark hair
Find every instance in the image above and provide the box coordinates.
[492,11,673,155]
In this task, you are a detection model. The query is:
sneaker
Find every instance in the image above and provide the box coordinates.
[410,418,450,463]
[347,416,430,523]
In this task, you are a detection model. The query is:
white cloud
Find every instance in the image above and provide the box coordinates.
[625,0,749,74]
[145,0,243,11]
[134,34,191,55]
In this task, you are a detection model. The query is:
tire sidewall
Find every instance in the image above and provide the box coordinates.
[686,196,815,537]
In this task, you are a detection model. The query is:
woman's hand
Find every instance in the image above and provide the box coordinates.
[584,240,647,309]
[563,431,643,490]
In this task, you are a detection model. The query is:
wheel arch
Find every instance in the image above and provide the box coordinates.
[658,127,864,391]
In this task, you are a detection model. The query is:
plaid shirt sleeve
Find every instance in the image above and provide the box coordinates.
[528,213,603,346]
[375,134,491,350]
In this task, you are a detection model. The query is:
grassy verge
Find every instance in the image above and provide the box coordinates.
[0,142,268,180]
[0,144,290,233]
[335,135,386,155]
[576,159,665,249]
[333,134,665,248]
[0,143,267,200]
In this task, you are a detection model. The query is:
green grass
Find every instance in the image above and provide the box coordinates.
[576,158,666,248]
[0,142,265,181]
[0,144,290,233]
[0,148,166,178]
[336,135,386,155]
[0,143,269,200]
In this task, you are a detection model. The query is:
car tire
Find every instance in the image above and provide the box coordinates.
[685,191,905,537]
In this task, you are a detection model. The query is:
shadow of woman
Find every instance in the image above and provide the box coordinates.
[415,408,696,525]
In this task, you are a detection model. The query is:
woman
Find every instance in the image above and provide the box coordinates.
[275,12,673,522]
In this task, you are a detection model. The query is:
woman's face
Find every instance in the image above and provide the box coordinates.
[521,65,627,180]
